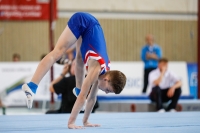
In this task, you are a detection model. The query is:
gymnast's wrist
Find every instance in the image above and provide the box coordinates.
[83,120,89,126]
[68,118,75,126]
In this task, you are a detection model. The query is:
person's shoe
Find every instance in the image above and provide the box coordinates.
[72,87,86,111]
[157,109,166,113]
[73,87,81,97]
[169,109,177,112]
[22,84,34,109]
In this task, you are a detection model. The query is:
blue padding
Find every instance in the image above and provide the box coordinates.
[57,95,62,100]
[57,95,194,101]
[97,95,149,100]
[180,95,194,99]
[97,95,194,101]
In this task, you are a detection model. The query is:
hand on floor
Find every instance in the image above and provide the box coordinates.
[68,124,85,129]
[84,122,100,127]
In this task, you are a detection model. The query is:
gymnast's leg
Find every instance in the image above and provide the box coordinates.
[74,37,85,89]
[22,26,77,108]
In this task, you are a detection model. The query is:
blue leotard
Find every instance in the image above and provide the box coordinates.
[68,12,110,75]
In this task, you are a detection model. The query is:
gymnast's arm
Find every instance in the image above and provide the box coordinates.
[68,60,101,129]
[83,81,100,127]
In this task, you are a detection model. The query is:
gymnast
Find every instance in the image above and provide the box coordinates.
[22,12,126,129]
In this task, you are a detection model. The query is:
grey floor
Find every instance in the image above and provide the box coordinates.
[0,112,200,133]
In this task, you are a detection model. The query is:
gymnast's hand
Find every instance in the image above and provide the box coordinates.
[68,123,85,129]
[84,122,100,127]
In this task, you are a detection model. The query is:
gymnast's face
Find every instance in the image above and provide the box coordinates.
[98,77,114,94]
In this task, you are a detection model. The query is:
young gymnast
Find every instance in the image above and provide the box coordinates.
[22,12,126,129]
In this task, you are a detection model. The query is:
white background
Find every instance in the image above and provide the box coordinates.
[0,61,189,106]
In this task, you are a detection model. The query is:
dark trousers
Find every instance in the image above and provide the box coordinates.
[46,109,61,114]
[149,86,182,111]
[142,68,156,93]
[46,108,85,114]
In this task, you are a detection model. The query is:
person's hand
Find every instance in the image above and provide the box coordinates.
[84,122,100,127]
[68,124,85,129]
[146,53,158,60]
[49,85,55,93]
[167,88,175,97]
[61,64,69,75]
[151,53,158,59]
[161,66,167,74]
[146,53,151,59]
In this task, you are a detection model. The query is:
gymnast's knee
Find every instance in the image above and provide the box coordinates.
[51,48,65,62]
[153,86,161,93]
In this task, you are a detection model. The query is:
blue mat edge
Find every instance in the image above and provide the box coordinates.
[97,95,194,101]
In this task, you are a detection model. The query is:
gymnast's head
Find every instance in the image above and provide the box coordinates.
[98,70,126,94]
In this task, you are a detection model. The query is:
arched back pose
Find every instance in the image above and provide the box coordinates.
[22,12,126,129]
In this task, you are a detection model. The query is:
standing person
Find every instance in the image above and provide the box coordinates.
[148,58,182,112]
[22,12,126,129]
[46,60,98,114]
[141,34,162,93]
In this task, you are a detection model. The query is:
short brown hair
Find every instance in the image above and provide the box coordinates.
[106,70,126,94]
[158,58,168,63]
